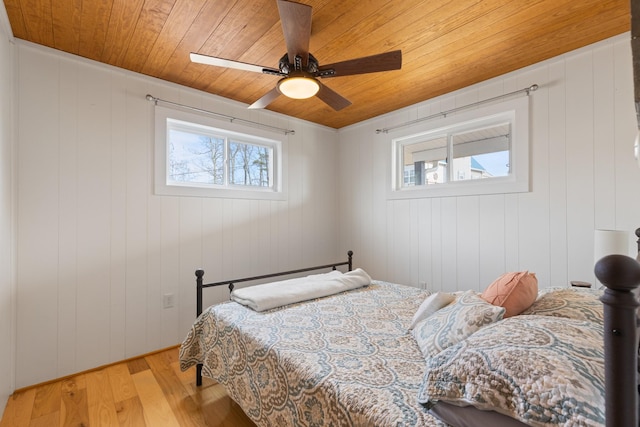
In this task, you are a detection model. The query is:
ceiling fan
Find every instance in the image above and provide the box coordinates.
[190,0,402,111]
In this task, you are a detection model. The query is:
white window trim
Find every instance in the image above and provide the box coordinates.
[154,105,287,200]
[388,96,529,199]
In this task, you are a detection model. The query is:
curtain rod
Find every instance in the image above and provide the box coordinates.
[145,94,296,135]
[375,84,538,134]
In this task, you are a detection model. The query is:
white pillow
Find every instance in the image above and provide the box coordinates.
[409,292,455,329]
[412,290,505,359]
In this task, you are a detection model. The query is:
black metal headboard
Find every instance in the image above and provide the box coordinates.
[195,250,353,317]
[193,250,353,386]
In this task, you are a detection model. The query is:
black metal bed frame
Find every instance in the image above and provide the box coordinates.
[193,250,353,386]
[594,228,640,427]
[191,231,640,426]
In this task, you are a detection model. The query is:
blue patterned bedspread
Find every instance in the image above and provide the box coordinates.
[179,281,446,427]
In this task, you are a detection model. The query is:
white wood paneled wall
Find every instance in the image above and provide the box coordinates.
[10,32,640,390]
[14,42,339,388]
[0,10,16,411]
[338,34,640,293]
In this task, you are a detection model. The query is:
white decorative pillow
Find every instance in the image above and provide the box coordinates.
[409,292,455,330]
[411,290,505,359]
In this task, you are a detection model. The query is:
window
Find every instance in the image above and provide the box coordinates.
[401,122,510,187]
[390,96,528,198]
[167,119,274,188]
[154,106,286,199]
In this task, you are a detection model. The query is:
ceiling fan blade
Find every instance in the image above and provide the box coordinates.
[248,87,282,109]
[317,50,402,78]
[190,52,281,75]
[316,82,351,111]
[277,0,312,67]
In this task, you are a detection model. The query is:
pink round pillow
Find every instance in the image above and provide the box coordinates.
[480,271,538,317]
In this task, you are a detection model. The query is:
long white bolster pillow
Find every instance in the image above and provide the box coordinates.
[230,268,372,312]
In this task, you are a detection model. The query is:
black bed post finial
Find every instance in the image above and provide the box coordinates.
[348,250,353,271]
[196,269,205,317]
[636,228,640,255]
[595,254,640,427]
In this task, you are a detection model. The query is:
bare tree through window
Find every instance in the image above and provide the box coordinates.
[229,141,270,187]
[167,124,272,189]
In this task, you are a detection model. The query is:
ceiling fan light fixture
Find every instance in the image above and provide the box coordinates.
[277,75,320,99]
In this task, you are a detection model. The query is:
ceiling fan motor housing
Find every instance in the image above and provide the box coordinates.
[279,53,320,74]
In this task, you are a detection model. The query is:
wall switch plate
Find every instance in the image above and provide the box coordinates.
[163,293,175,308]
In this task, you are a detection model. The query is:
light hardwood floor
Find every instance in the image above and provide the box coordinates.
[0,347,256,427]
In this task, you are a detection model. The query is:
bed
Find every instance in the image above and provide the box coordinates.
[179,231,640,427]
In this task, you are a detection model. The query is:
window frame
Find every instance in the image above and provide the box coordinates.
[154,105,287,200]
[389,96,529,199]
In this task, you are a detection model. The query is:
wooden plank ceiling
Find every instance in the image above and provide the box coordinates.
[2,0,630,129]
